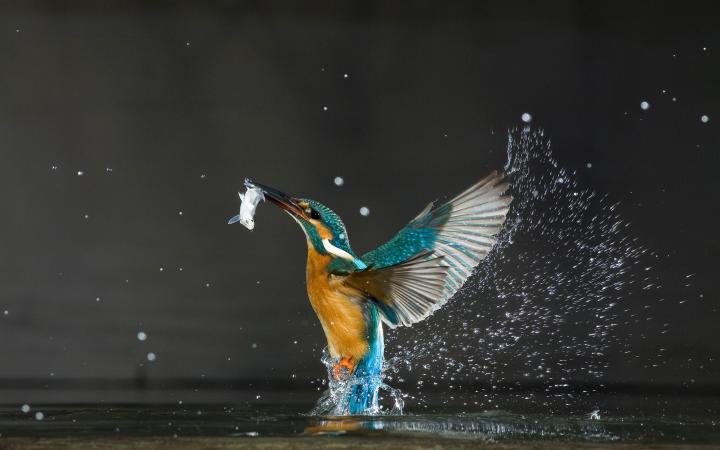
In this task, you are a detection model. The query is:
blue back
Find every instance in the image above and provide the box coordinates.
[361,202,447,268]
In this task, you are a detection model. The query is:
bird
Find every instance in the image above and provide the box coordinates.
[243,172,511,414]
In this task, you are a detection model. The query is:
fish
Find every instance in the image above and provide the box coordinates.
[228,180,265,230]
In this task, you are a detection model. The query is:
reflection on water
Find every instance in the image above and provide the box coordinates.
[1,405,719,444]
[305,412,611,440]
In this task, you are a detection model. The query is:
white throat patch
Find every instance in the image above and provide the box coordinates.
[322,238,355,262]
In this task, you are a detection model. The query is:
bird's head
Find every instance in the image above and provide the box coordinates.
[250,180,367,270]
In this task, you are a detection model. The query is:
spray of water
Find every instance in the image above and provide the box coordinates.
[310,350,404,416]
[379,127,662,412]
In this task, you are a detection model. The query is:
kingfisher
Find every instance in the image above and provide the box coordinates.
[236,172,511,414]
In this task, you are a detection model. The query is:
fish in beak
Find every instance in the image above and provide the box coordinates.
[228,179,308,230]
[246,179,309,220]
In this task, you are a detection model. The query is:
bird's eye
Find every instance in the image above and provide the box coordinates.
[310,209,321,220]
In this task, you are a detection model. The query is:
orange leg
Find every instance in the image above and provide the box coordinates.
[332,357,355,380]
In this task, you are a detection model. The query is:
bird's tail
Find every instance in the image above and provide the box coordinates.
[348,304,384,414]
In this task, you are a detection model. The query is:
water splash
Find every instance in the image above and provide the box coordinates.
[309,349,404,416]
[385,127,660,412]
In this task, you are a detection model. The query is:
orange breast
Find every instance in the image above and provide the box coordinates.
[305,246,368,361]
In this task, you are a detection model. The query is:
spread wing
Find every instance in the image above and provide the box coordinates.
[356,171,511,326]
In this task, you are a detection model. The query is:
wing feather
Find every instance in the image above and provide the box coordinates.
[345,253,449,327]
[362,171,512,308]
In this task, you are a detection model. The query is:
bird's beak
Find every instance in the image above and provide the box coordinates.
[246,179,308,220]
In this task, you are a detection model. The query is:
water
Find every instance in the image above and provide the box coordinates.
[1,403,718,447]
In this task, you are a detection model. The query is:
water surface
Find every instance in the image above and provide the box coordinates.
[1,403,719,449]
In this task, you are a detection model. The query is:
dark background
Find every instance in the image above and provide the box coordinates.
[0,1,717,406]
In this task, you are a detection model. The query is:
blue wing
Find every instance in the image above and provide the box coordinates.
[361,171,511,314]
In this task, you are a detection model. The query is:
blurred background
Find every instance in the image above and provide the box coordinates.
[0,1,717,409]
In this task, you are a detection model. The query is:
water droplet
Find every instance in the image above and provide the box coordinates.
[322,106,328,111]
[146,352,156,361]
[21,404,30,413]
[701,115,709,123]
[640,101,650,110]
[137,331,147,341]
[34,412,44,421]
[359,206,370,216]
[333,176,344,186]
[343,73,349,78]
[521,112,532,123]
[77,170,84,176]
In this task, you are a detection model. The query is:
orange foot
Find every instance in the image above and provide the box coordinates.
[333,357,355,380]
